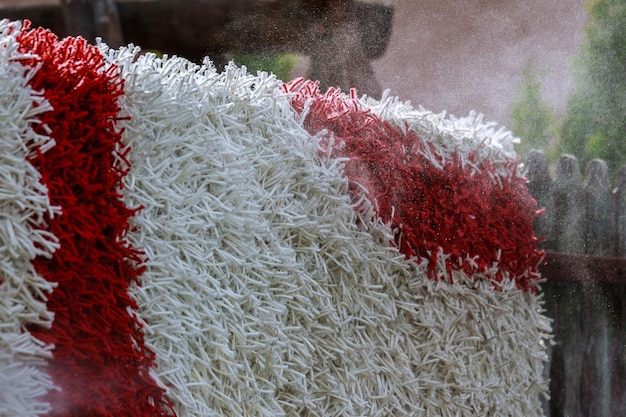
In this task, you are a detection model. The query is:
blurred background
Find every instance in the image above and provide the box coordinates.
[1,0,594,165]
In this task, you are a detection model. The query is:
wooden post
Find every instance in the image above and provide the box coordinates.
[550,155,585,417]
[613,165,626,414]
[617,165,626,258]
[582,159,613,417]
[60,0,124,47]
[524,150,554,416]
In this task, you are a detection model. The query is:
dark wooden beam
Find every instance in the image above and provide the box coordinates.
[539,251,626,284]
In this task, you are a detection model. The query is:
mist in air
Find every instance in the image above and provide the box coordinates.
[370,0,587,125]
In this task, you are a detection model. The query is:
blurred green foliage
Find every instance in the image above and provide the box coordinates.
[510,61,557,161]
[232,53,299,82]
[559,0,626,172]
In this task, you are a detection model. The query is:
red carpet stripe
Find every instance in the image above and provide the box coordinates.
[283,79,543,291]
[15,25,175,417]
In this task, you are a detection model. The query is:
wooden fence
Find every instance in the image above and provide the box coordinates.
[526,150,626,417]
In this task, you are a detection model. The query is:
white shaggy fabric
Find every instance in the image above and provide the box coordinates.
[98,43,550,417]
[363,91,521,178]
[0,20,59,417]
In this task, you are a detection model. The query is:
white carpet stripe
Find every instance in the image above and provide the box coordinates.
[0,20,60,417]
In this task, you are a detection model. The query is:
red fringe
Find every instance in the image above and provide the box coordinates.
[16,25,176,417]
[283,79,543,291]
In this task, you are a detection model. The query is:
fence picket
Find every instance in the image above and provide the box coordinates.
[585,159,614,256]
[614,166,626,414]
[617,166,626,258]
[525,150,556,416]
[554,155,585,253]
[582,159,613,417]
[526,150,555,251]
